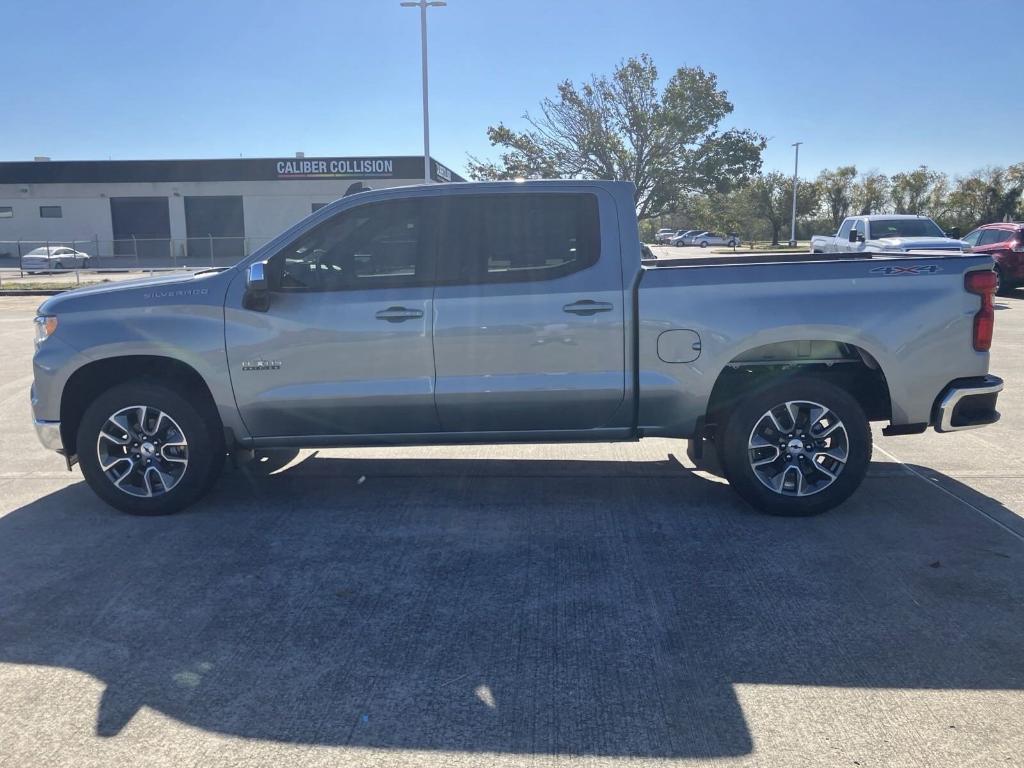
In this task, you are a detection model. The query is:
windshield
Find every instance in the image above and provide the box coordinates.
[869,218,945,239]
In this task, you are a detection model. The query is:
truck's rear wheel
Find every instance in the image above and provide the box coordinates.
[76,381,223,515]
[718,377,871,516]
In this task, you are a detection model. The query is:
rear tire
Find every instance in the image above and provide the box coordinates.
[718,377,872,516]
[995,265,1008,295]
[76,380,224,515]
[699,241,708,248]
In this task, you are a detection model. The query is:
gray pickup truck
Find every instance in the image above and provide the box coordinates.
[31,180,1003,517]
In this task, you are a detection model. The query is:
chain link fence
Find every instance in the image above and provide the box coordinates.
[0,236,273,281]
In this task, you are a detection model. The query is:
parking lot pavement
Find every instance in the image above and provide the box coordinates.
[1,293,1023,767]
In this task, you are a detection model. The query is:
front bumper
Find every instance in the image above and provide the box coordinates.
[933,375,1003,433]
[33,418,63,450]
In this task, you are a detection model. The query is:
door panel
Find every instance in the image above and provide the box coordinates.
[224,197,439,438]
[225,288,437,437]
[431,191,626,433]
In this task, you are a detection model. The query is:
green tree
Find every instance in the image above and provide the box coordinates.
[851,171,889,215]
[816,165,858,229]
[467,54,766,219]
[745,172,819,246]
[890,165,943,214]
[939,166,1024,231]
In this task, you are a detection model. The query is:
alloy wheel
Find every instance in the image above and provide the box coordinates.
[96,405,189,498]
[747,400,849,497]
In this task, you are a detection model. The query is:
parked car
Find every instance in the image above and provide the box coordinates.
[31,180,1001,518]
[654,228,676,244]
[669,229,701,246]
[22,246,91,272]
[961,222,1024,294]
[810,215,966,254]
[690,232,740,248]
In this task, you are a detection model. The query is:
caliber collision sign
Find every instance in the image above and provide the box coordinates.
[276,158,396,179]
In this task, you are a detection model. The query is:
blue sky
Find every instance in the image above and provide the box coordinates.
[5,0,1022,179]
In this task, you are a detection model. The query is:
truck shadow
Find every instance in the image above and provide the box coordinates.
[0,454,1022,758]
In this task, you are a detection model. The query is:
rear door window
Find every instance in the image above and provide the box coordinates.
[979,229,1008,246]
[434,192,601,284]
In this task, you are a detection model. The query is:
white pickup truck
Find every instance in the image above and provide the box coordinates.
[811,214,966,254]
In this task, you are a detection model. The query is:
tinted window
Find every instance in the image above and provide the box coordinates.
[435,193,600,284]
[961,229,982,247]
[868,218,944,238]
[837,219,853,238]
[271,199,425,291]
[39,205,62,218]
[979,228,1009,246]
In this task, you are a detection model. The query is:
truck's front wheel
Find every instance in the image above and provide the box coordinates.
[76,381,223,515]
[718,377,871,516]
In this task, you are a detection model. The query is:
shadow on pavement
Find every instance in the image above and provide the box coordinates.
[0,454,1022,758]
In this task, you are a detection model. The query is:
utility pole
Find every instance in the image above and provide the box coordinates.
[400,0,447,183]
[789,141,802,247]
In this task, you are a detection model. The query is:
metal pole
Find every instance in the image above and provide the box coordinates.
[209,233,214,267]
[17,240,22,278]
[789,141,802,247]
[402,1,445,183]
[132,234,139,267]
[420,2,430,183]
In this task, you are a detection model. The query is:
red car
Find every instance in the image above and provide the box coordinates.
[962,222,1024,294]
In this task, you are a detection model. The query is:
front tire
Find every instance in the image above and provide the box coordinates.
[699,241,708,248]
[718,377,872,516]
[76,381,224,515]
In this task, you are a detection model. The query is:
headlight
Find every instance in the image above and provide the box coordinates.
[34,315,58,347]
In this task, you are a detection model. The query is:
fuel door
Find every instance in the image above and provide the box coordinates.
[657,329,702,363]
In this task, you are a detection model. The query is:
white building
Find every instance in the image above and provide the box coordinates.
[0,155,462,263]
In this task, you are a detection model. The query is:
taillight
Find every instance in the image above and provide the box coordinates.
[965,270,996,351]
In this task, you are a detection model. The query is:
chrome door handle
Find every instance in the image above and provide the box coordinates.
[375,306,424,322]
[562,300,614,316]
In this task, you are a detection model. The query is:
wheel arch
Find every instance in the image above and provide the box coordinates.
[704,339,891,438]
[60,355,222,457]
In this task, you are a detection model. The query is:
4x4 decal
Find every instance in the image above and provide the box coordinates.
[869,264,942,276]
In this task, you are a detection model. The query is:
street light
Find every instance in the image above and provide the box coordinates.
[400,0,447,184]
[789,141,802,247]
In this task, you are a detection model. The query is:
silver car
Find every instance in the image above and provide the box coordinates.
[22,246,91,272]
[689,232,739,248]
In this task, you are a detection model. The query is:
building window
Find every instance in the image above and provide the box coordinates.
[39,206,63,218]
[0,206,12,218]
[311,203,328,213]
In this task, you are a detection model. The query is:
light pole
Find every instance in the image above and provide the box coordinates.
[789,141,802,247]
[400,0,446,184]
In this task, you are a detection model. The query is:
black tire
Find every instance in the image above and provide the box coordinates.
[994,265,1008,295]
[699,241,708,248]
[718,377,872,516]
[76,380,224,515]
[53,261,64,271]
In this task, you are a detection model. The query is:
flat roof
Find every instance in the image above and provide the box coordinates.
[0,156,464,185]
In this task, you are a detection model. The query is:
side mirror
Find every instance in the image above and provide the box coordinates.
[946,226,961,240]
[848,228,859,243]
[243,260,270,311]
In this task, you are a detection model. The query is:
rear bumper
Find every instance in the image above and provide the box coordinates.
[933,375,1003,433]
